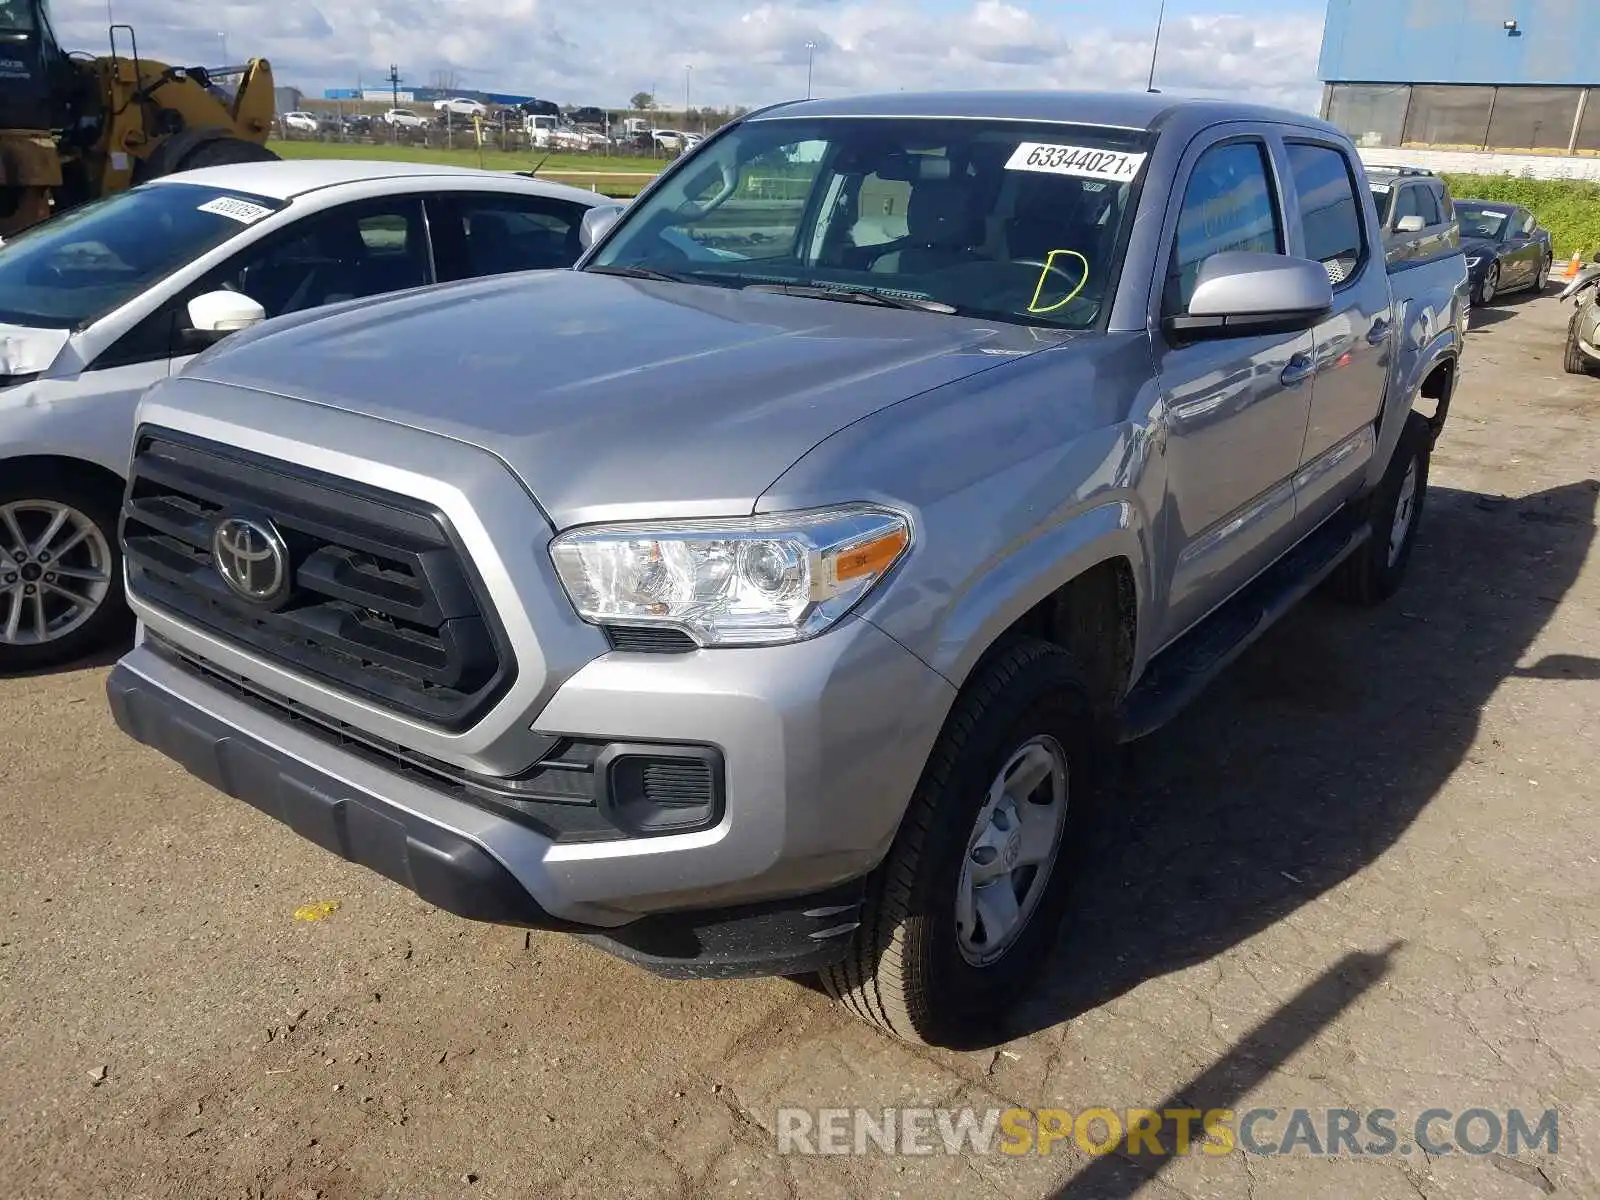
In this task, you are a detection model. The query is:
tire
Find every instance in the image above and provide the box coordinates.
[1327,411,1433,606]
[175,136,280,172]
[1534,253,1552,293]
[1474,263,1498,307]
[820,638,1099,1047]
[0,474,130,673]
[1564,313,1594,376]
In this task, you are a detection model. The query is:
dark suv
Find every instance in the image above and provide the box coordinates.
[1366,165,1459,264]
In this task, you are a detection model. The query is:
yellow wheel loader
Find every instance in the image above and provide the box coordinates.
[0,0,277,237]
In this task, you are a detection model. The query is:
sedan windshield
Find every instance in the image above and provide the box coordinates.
[0,182,284,329]
[1456,207,1510,240]
[588,116,1150,330]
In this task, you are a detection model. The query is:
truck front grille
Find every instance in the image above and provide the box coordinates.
[121,429,515,731]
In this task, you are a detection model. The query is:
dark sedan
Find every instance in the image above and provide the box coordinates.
[1455,200,1553,306]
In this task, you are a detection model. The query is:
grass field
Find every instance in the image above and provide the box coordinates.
[269,139,662,197]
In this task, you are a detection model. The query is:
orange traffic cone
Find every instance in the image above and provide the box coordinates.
[1565,251,1582,279]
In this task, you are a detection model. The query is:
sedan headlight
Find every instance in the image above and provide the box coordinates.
[1466,256,1482,267]
[549,505,911,646]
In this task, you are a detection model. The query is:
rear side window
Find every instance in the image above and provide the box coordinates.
[1415,185,1441,226]
[1168,141,1281,311]
[1285,143,1365,286]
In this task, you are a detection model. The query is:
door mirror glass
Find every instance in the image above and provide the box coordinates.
[1165,251,1333,339]
[1395,214,1427,234]
[186,289,266,335]
[578,203,627,251]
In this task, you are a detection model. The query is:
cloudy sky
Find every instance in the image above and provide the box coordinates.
[57,0,1327,113]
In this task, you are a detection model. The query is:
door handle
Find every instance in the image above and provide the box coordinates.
[1367,318,1391,346]
[1280,352,1316,386]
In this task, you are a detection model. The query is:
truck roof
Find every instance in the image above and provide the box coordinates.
[750,90,1343,137]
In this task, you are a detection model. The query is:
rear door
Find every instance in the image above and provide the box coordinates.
[1150,132,1314,647]
[426,192,593,280]
[1280,138,1388,527]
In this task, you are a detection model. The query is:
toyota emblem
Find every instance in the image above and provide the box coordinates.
[211,514,289,605]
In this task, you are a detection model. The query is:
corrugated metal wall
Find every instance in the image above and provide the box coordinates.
[1320,0,1598,86]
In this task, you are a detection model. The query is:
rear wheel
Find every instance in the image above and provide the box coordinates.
[0,477,129,673]
[820,639,1098,1047]
[1327,411,1433,606]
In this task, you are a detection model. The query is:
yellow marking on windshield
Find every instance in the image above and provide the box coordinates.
[1027,250,1090,314]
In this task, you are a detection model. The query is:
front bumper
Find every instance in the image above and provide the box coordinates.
[108,616,954,975]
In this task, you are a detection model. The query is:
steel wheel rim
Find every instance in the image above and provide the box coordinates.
[1388,459,1419,567]
[955,735,1069,967]
[0,500,113,647]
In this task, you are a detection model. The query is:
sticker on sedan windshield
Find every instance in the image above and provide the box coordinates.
[1005,143,1146,182]
[197,196,274,225]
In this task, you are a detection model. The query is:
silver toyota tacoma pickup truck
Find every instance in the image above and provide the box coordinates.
[107,92,1467,1047]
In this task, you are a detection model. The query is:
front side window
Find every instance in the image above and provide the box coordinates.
[1394,184,1428,226]
[196,198,430,320]
[1286,143,1364,285]
[1167,141,1281,311]
[590,116,1149,330]
[0,182,284,328]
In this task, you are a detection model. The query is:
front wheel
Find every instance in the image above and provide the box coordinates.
[0,480,129,673]
[820,639,1098,1047]
[1327,411,1433,606]
[1564,312,1595,376]
[1475,263,1499,307]
[1534,253,1553,292]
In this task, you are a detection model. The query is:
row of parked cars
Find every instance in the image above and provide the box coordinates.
[7,91,1474,1047]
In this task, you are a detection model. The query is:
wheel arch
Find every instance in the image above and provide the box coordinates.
[930,502,1149,720]
[2,453,126,501]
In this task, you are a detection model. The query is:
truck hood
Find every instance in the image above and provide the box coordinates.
[182,270,1067,527]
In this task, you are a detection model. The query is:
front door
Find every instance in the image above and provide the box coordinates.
[1152,134,1314,648]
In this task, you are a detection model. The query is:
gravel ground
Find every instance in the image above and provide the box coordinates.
[2,292,1597,1200]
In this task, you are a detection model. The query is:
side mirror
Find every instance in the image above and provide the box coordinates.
[1165,251,1334,340]
[578,203,626,251]
[183,290,265,347]
[1395,214,1427,234]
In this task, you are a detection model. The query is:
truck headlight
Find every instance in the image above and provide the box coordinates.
[550,505,911,647]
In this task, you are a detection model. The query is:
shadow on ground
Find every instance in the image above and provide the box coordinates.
[1001,478,1597,1042]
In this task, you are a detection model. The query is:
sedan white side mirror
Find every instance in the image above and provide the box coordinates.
[187,290,266,334]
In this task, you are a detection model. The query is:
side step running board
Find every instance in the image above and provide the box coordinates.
[1115,512,1369,743]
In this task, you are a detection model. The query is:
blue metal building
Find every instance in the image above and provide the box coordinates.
[1319,0,1600,152]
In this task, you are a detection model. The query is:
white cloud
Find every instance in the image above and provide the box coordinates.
[55,0,1324,113]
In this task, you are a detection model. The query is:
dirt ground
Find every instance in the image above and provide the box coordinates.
[3,292,1598,1200]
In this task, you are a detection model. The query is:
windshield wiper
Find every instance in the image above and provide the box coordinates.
[584,264,696,284]
[742,282,958,314]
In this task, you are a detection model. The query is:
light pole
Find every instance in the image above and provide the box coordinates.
[684,65,692,132]
[805,40,817,99]
[1145,0,1166,93]
[217,31,228,63]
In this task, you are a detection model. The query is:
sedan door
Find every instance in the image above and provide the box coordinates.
[1502,209,1542,288]
[426,191,594,279]
[1150,134,1315,647]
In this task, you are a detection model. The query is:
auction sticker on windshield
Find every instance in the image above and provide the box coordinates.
[197,197,275,225]
[1006,143,1146,182]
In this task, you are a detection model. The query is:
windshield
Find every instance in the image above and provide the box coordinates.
[0,0,36,31]
[589,116,1149,330]
[1456,206,1509,240]
[1369,182,1394,222]
[0,182,284,329]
